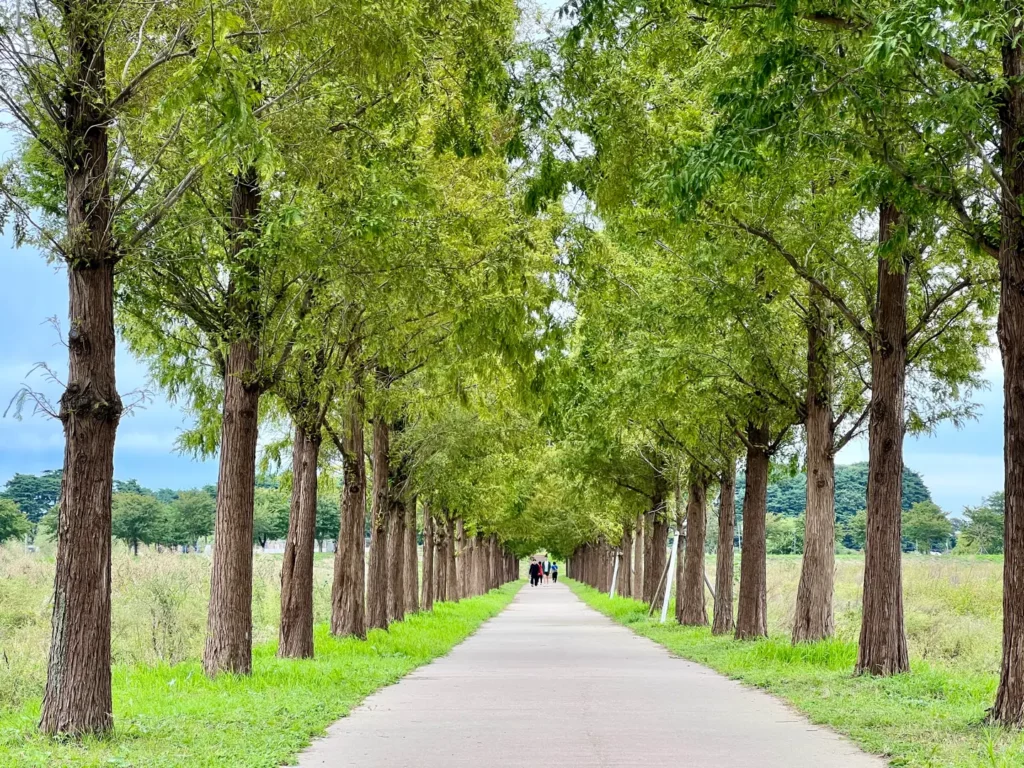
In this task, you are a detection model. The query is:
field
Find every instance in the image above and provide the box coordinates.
[571,554,1020,768]
[0,543,519,767]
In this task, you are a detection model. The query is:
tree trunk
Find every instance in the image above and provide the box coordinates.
[646,472,668,604]
[279,425,320,658]
[455,519,466,600]
[678,470,709,626]
[404,495,418,614]
[434,516,448,602]
[619,524,633,598]
[856,202,910,676]
[421,504,434,611]
[446,518,458,600]
[366,418,390,630]
[794,286,837,644]
[331,391,366,638]
[386,484,405,624]
[39,0,123,735]
[994,26,1024,724]
[202,166,262,677]
[633,512,645,601]
[712,462,737,635]
[736,420,769,640]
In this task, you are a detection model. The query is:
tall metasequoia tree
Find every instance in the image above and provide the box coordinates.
[203,167,263,676]
[994,15,1024,723]
[422,504,435,611]
[330,390,366,638]
[367,416,391,629]
[793,286,836,644]
[643,471,668,603]
[633,511,645,601]
[619,523,633,598]
[736,419,771,639]
[856,203,911,675]
[0,0,193,734]
[677,469,709,626]
[712,461,737,635]
[404,496,419,614]
[37,0,122,734]
[278,424,321,658]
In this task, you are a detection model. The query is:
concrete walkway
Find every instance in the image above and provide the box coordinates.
[295,583,885,767]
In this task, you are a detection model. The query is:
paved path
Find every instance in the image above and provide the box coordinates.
[295,583,885,767]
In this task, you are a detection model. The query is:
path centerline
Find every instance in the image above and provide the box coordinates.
[295,582,884,767]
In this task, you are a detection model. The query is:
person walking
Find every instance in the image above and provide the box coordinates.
[528,560,540,587]
[550,562,559,583]
[543,559,551,584]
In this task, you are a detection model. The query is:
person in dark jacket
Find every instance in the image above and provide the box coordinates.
[528,560,541,587]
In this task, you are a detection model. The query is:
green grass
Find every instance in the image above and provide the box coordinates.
[0,582,521,767]
[567,579,1024,768]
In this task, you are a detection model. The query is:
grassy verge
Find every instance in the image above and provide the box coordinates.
[566,579,1024,768]
[0,582,521,767]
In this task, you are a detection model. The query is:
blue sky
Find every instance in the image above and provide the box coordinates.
[0,232,219,492]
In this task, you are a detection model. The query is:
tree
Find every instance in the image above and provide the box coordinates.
[165,491,215,551]
[252,488,289,549]
[0,0,206,734]
[960,494,1005,554]
[903,502,953,554]
[0,499,30,543]
[1,470,62,523]
[111,493,164,556]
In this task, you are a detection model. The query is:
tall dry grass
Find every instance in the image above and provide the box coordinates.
[0,543,335,711]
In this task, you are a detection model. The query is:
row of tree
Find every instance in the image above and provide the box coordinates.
[517,0,1024,728]
[0,0,551,736]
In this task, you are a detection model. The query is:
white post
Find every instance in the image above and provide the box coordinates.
[609,551,621,598]
[660,531,679,624]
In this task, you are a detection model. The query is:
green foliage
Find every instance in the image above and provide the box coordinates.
[111,494,165,555]
[765,513,804,555]
[959,494,1005,555]
[0,500,30,544]
[163,491,216,550]
[903,501,954,553]
[739,462,933,522]
[0,471,61,524]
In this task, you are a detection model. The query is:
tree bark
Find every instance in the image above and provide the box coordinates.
[202,167,262,678]
[712,462,736,635]
[736,420,769,640]
[678,469,709,626]
[646,472,668,604]
[455,519,466,600]
[404,495,418,614]
[446,518,458,600]
[619,524,633,598]
[856,202,910,676]
[434,515,448,602]
[421,504,434,611]
[633,511,645,601]
[794,285,837,644]
[386,483,405,624]
[994,23,1024,724]
[331,391,365,638]
[366,418,390,630]
[279,424,320,658]
[40,9,122,728]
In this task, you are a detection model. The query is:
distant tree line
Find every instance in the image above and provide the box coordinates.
[0,470,343,554]
[736,462,932,522]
